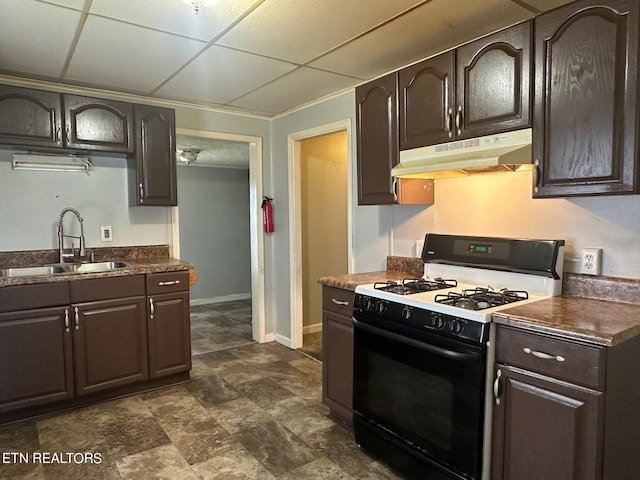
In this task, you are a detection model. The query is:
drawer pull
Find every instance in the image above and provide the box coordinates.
[523,347,565,362]
[331,298,349,306]
[158,280,180,286]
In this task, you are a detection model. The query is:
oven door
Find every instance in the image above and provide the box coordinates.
[353,312,487,480]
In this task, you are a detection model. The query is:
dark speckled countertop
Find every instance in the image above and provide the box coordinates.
[0,246,193,288]
[318,256,424,291]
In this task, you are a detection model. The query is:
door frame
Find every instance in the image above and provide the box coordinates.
[287,119,353,349]
[172,128,266,343]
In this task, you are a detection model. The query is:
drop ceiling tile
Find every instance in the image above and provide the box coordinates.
[0,0,82,78]
[310,0,533,79]
[156,45,297,103]
[66,15,206,93]
[41,0,86,10]
[229,67,360,115]
[217,0,427,64]
[89,0,257,42]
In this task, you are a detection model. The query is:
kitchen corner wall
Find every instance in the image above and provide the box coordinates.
[0,151,171,250]
[388,169,640,279]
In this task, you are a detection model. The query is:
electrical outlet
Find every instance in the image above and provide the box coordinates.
[100,226,113,242]
[581,247,602,275]
[415,239,425,256]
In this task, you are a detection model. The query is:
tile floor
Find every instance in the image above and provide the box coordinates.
[0,301,402,479]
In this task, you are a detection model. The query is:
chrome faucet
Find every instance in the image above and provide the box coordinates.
[57,207,86,263]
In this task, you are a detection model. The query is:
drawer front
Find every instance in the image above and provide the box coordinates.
[322,286,355,317]
[146,271,189,295]
[0,282,69,313]
[496,326,605,389]
[70,275,146,303]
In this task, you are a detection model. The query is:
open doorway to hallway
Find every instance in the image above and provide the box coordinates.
[295,130,349,361]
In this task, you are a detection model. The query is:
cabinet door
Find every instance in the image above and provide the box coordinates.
[63,94,134,153]
[73,297,148,396]
[0,85,62,148]
[356,73,398,205]
[492,364,603,480]
[148,292,191,379]
[0,307,74,412]
[322,309,353,426]
[133,104,177,206]
[457,20,532,139]
[533,0,638,197]
[399,51,455,149]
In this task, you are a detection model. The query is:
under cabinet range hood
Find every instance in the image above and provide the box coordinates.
[392,128,533,179]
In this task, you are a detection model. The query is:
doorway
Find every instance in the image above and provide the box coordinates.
[288,120,353,351]
[172,128,266,344]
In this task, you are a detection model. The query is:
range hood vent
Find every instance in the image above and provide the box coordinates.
[392,128,532,179]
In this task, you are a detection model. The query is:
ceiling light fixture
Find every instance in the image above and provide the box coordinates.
[179,0,219,15]
[178,149,201,165]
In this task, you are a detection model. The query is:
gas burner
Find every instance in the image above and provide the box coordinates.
[373,277,457,295]
[434,287,529,310]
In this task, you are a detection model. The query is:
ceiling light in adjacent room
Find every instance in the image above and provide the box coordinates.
[179,0,219,15]
[178,149,201,165]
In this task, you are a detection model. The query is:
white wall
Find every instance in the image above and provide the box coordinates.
[388,170,640,278]
[0,151,170,251]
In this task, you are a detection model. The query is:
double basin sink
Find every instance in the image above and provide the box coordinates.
[0,261,130,278]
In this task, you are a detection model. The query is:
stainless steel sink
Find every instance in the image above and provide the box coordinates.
[0,265,69,277]
[0,261,130,277]
[65,261,130,273]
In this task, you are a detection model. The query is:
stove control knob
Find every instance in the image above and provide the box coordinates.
[431,313,445,329]
[450,319,464,334]
[375,301,388,314]
[401,306,413,321]
[364,297,375,311]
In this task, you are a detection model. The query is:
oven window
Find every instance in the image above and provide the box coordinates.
[353,319,486,478]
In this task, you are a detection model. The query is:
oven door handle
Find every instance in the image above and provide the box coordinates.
[353,318,479,363]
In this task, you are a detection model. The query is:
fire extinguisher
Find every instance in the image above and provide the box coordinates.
[262,196,274,233]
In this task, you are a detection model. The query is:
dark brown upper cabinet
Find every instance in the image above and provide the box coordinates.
[356,72,399,205]
[63,94,134,153]
[533,0,639,197]
[132,104,177,206]
[399,20,532,150]
[0,85,63,149]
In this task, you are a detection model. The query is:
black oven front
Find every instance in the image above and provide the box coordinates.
[352,299,489,480]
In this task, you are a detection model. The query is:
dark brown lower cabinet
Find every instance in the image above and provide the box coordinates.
[148,291,191,378]
[491,365,603,480]
[0,307,74,412]
[492,324,640,480]
[73,297,148,396]
[322,286,355,426]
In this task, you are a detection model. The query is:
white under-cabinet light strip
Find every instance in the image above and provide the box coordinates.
[12,154,93,173]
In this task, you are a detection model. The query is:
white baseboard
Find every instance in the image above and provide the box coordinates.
[275,333,294,348]
[190,293,251,306]
[263,333,275,343]
[303,323,322,334]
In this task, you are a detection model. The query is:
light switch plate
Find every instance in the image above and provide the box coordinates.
[100,225,113,242]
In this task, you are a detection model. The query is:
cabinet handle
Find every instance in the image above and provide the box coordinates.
[55,125,61,143]
[158,280,180,286]
[331,298,349,306]
[494,368,502,405]
[64,309,70,333]
[455,104,462,136]
[523,347,565,362]
[392,177,398,202]
[139,182,144,202]
[446,107,453,138]
[533,158,541,194]
[74,307,79,331]
[65,125,71,144]
[149,298,155,319]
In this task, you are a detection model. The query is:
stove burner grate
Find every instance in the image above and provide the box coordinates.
[434,287,529,310]
[373,277,457,295]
